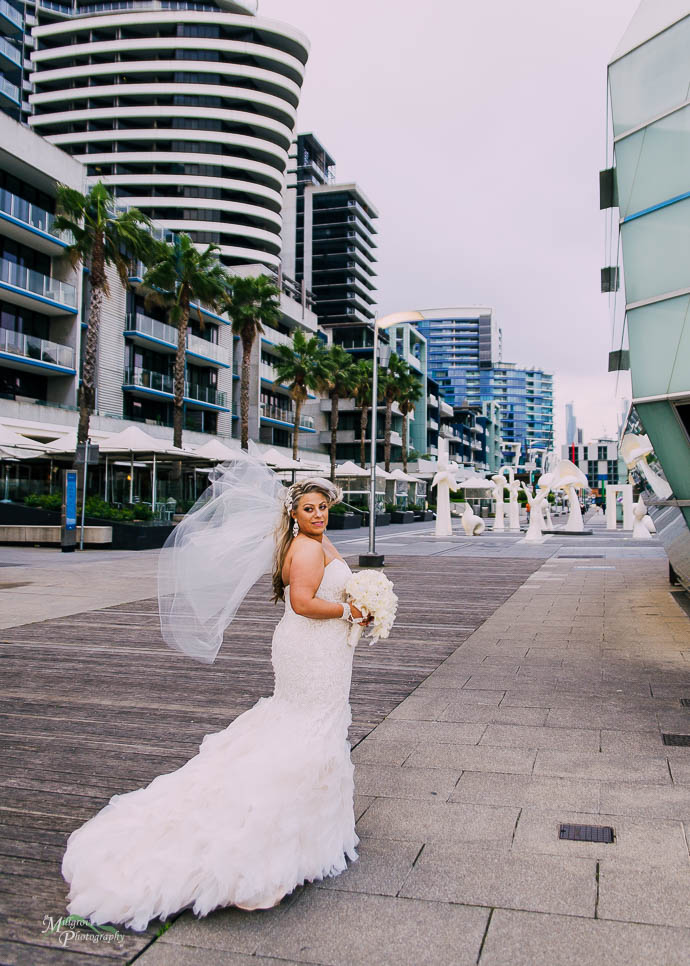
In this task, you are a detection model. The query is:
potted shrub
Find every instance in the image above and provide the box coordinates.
[326,503,360,530]
[388,501,414,524]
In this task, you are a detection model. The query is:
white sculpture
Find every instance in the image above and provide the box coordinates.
[550,460,588,532]
[632,497,656,540]
[431,436,459,538]
[620,433,672,500]
[539,473,555,530]
[490,474,506,531]
[502,465,521,531]
[605,483,634,530]
[462,504,485,536]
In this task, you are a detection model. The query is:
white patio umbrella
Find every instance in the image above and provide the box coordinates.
[457,473,493,490]
[99,426,191,506]
[334,460,369,478]
[389,468,421,483]
[193,439,252,463]
[0,425,48,453]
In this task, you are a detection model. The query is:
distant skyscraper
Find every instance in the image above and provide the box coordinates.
[565,402,578,444]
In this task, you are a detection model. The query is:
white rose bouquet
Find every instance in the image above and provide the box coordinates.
[344,570,398,647]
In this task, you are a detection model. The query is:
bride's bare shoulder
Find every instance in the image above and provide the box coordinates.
[283,537,326,584]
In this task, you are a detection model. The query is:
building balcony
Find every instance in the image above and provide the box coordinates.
[260,325,295,350]
[0,257,77,313]
[0,327,75,373]
[427,394,439,408]
[0,34,19,69]
[124,312,229,366]
[428,418,439,431]
[0,73,19,108]
[122,366,228,410]
[0,187,72,253]
[260,402,315,431]
[319,429,402,447]
[0,0,21,34]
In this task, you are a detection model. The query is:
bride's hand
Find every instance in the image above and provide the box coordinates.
[350,603,373,626]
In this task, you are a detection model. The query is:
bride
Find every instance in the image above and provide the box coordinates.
[61,459,370,932]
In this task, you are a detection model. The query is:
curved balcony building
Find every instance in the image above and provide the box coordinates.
[27,0,309,269]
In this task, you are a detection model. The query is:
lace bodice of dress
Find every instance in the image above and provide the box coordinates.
[271,558,354,716]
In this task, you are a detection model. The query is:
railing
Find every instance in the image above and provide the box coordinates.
[123,367,227,406]
[125,312,227,363]
[0,74,20,105]
[260,402,314,430]
[0,36,20,66]
[261,325,294,349]
[427,394,438,407]
[0,0,22,29]
[0,187,71,242]
[260,362,280,383]
[0,328,75,369]
[0,257,77,308]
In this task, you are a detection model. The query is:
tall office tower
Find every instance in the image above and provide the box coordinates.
[416,307,501,408]
[28,0,308,272]
[0,0,24,121]
[481,363,554,464]
[283,132,378,349]
[565,401,581,445]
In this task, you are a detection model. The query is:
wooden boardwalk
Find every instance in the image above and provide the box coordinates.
[0,554,539,965]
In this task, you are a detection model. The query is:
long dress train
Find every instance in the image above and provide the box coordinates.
[61,558,359,931]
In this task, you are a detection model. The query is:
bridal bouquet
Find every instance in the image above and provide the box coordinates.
[345,570,398,647]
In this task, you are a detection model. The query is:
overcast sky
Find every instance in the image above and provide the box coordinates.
[259,0,640,448]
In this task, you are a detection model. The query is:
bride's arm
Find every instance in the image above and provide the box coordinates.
[288,542,350,620]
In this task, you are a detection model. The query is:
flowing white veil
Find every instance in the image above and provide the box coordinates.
[157,453,287,664]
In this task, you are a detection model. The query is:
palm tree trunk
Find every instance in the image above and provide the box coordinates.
[173,296,189,450]
[240,331,253,451]
[330,391,339,481]
[359,401,368,468]
[384,399,393,471]
[402,412,409,473]
[78,233,105,446]
[292,395,303,461]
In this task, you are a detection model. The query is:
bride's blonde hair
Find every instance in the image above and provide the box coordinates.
[272,477,343,603]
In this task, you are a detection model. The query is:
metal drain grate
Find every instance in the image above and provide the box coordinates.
[662,733,690,746]
[680,699,690,708]
[559,823,615,843]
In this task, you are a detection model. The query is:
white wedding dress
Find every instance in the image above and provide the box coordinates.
[61,558,359,932]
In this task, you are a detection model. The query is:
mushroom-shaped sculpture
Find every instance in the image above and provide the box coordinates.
[490,474,507,531]
[620,433,672,500]
[537,472,555,530]
[461,504,485,536]
[502,465,521,531]
[521,475,553,542]
[550,460,588,532]
[632,497,656,540]
[431,436,459,537]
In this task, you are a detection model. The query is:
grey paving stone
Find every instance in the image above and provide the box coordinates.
[669,759,690,784]
[512,807,690,869]
[450,772,600,811]
[399,844,596,917]
[136,943,274,966]
[479,908,690,966]
[405,741,537,775]
[353,795,375,821]
[354,762,460,801]
[534,749,671,783]
[385,691,452,721]
[479,723,601,751]
[598,866,690,928]
[367,718,485,745]
[416,685,505,705]
[157,898,295,954]
[545,708,659,731]
[599,781,690,820]
[440,704,549,726]
[463,673,522,690]
[316,835,422,897]
[355,797,518,847]
[255,887,489,966]
[351,738,416,766]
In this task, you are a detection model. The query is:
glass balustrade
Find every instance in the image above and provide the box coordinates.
[123,367,227,406]
[0,328,75,369]
[0,257,77,308]
[126,312,226,363]
[260,402,314,430]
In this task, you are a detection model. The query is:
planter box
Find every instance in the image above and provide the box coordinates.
[1,503,173,550]
[360,512,391,527]
[391,510,415,524]
[413,510,434,522]
[327,513,360,530]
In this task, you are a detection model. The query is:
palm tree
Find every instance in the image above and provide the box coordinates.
[397,369,423,473]
[273,330,330,460]
[140,233,232,449]
[319,345,354,481]
[52,181,152,445]
[349,359,373,468]
[380,353,409,471]
[223,274,281,451]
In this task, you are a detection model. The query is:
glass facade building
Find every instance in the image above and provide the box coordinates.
[606,1,690,584]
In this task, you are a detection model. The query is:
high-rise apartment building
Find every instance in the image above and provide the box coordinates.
[0,0,23,122]
[283,133,379,348]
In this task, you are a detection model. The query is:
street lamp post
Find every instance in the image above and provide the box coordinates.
[359,310,424,568]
